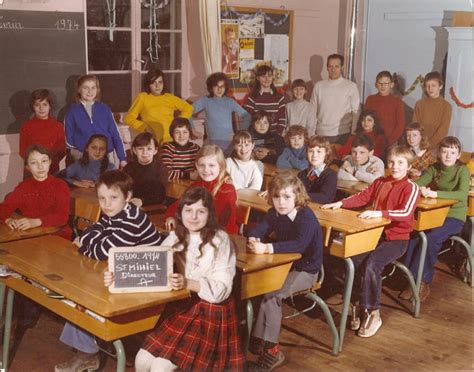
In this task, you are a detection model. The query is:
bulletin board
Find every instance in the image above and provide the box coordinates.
[220,6,293,92]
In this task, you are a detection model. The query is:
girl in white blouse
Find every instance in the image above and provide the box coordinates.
[105,187,245,372]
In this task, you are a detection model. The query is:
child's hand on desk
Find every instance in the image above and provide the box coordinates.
[409,168,421,178]
[420,186,437,198]
[72,237,82,248]
[104,271,115,287]
[358,210,383,219]
[321,201,343,210]
[165,217,176,230]
[14,217,41,230]
[74,179,95,188]
[341,161,355,175]
[5,218,17,229]
[247,237,268,254]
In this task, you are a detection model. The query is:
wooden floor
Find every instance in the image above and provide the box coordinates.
[5,260,474,371]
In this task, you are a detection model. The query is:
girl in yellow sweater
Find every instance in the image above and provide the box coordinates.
[125,68,193,143]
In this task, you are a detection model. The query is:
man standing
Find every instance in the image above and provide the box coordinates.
[310,54,360,144]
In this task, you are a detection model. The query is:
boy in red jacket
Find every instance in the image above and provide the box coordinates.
[322,146,420,337]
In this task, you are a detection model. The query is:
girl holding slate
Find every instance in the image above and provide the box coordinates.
[105,187,245,372]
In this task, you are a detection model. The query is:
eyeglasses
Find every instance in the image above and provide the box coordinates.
[215,84,226,89]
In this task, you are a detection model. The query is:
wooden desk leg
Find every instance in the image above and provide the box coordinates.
[245,299,254,353]
[1,288,15,371]
[338,258,354,353]
[113,339,126,372]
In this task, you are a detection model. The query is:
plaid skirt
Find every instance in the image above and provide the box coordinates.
[142,296,245,371]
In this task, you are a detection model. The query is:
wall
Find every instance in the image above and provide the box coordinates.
[182,0,347,100]
[0,0,84,200]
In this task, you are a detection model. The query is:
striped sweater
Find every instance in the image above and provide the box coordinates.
[341,175,420,240]
[78,203,162,260]
[160,141,200,180]
[244,90,287,135]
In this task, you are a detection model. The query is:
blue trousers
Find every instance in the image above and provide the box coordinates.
[352,240,408,310]
[404,217,465,283]
[59,322,98,353]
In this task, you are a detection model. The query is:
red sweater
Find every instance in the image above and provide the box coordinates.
[19,117,66,174]
[165,179,238,234]
[341,176,420,240]
[365,94,405,146]
[337,132,386,159]
[0,175,71,239]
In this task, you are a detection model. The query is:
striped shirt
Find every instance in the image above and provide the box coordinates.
[244,91,287,135]
[79,203,162,261]
[160,141,200,180]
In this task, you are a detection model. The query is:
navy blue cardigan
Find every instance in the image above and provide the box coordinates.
[249,206,323,274]
[298,166,337,204]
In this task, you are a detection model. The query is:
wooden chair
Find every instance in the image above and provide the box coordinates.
[236,205,251,235]
[72,197,101,237]
[282,266,340,356]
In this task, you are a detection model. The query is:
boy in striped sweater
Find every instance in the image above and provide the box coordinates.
[160,118,200,180]
[55,170,162,372]
[322,146,420,338]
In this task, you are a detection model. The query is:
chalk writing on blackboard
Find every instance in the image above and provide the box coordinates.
[108,246,173,293]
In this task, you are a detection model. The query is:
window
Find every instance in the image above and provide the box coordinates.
[86,0,182,112]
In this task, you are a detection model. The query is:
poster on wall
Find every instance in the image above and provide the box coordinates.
[221,20,239,78]
[220,6,293,92]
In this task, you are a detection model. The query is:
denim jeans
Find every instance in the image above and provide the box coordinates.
[352,239,408,310]
[404,217,465,283]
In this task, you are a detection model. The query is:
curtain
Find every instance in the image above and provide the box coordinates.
[198,0,222,75]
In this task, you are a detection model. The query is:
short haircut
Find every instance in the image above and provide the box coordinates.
[284,125,308,146]
[255,64,273,78]
[438,136,462,154]
[96,170,133,198]
[232,130,253,145]
[267,173,310,210]
[387,145,415,165]
[24,144,51,165]
[375,70,393,82]
[132,132,159,149]
[327,53,344,66]
[250,65,277,98]
[30,89,54,110]
[169,117,193,138]
[352,134,375,151]
[423,71,443,86]
[405,122,430,150]
[144,68,167,94]
[291,79,306,89]
[307,135,333,164]
[75,74,101,101]
[206,72,229,97]
[251,110,271,128]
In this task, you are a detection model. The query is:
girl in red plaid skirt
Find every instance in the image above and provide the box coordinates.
[135,187,245,371]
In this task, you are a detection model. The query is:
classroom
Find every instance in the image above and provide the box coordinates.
[0,0,473,371]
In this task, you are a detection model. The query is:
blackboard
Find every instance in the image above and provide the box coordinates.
[0,10,86,134]
[220,6,293,92]
[108,246,173,293]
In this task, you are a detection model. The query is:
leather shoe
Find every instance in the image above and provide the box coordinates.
[419,282,430,302]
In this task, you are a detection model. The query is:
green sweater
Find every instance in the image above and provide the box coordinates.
[416,162,469,222]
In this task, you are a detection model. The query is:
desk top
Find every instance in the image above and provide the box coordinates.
[69,186,98,202]
[237,189,390,235]
[336,179,368,195]
[0,235,189,317]
[416,197,458,210]
[264,163,299,177]
[0,222,60,243]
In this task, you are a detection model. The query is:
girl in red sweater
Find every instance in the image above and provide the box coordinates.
[322,146,420,338]
[165,144,238,234]
[0,144,71,239]
[337,109,386,159]
[19,89,66,175]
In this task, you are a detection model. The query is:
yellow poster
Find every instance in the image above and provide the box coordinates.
[239,38,255,60]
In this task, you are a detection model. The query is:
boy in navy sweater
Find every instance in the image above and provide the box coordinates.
[247,174,323,370]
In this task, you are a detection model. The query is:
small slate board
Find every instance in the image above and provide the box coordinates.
[108,246,173,293]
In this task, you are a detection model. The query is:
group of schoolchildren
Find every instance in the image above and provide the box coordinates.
[0,53,470,372]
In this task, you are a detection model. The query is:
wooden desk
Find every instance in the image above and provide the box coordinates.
[165,179,192,199]
[236,188,389,352]
[336,179,368,195]
[263,164,299,188]
[0,235,188,371]
[0,221,59,244]
[468,188,474,217]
